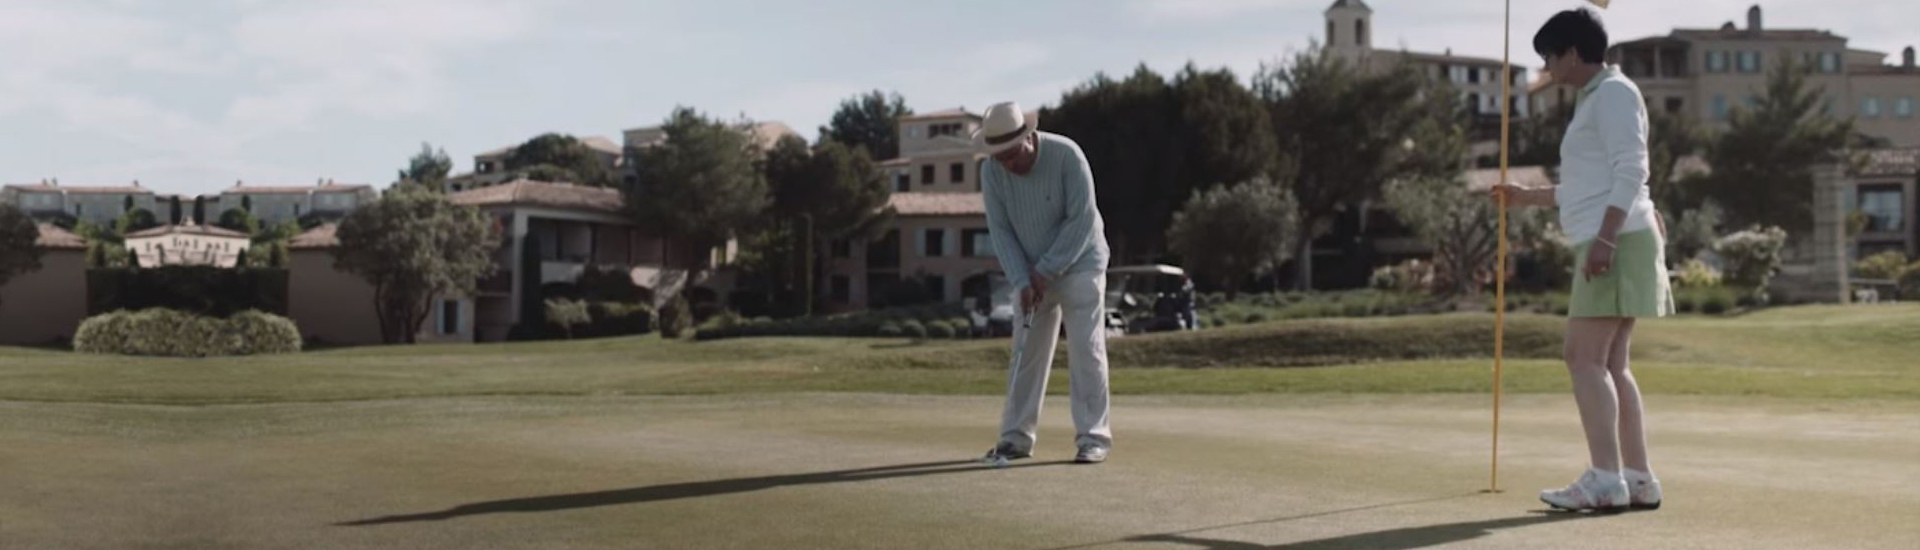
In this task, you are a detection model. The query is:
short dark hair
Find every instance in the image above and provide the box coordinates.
[1533,8,1608,63]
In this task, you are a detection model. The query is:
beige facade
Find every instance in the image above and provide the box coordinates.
[822,192,998,311]
[0,224,88,346]
[287,223,476,346]
[1605,6,1919,145]
[883,108,989,194]
[1325,0,1532,123]
[124,223,251,268]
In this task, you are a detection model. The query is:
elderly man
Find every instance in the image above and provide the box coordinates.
[974,101,1113,465]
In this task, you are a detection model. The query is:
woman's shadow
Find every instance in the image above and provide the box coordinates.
[1125,512,1595,550]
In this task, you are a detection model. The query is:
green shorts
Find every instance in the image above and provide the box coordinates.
[1570,229,1674,318]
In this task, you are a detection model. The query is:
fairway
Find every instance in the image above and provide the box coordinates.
[1,304,1917,548]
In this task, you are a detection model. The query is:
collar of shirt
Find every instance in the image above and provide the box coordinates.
[1576,65,1621,103]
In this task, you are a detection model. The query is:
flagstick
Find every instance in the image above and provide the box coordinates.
[1490,0,1512,495]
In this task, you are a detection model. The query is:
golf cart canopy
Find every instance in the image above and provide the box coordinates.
[1108,265,1186,277]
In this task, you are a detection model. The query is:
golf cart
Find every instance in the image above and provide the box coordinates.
[1105,264,1197,336]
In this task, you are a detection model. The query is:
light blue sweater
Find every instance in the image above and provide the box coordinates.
[981,132,1110,291]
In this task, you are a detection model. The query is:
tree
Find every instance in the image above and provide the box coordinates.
[398,142,454,191]
[627,107,771,274]
[1385,176,1552,296]
[217,208,261,236]
[1256,50,1467,289]
[333,186,500,344]
[115,208,160,235]
[819,90,911,161]
[1695,58,1852,234]
[1041,63,1277,260]
[169,196,184,225]
[748,136,891,314]
[504,134,613,187]
[1166,178,1300,299]
[1648,108,1707,212]
[0,205,43,307]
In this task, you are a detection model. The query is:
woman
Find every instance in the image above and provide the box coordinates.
[1493,8,1672,512]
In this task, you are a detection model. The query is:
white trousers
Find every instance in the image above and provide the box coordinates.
[999,269,1112,451]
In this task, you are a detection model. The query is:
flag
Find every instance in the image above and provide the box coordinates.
[1588,0,1611,8]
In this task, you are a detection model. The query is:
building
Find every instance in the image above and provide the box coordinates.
[880,109,990,194]
[1325,0,1532,137]
[1594,5,1919,145]
[205,180,377,227]
[1841,147,1920,260]
[451,136,626,192]
[124,222,252,268]
[1,180,160,226]
[823,192,999,311]
[0,224,88,346]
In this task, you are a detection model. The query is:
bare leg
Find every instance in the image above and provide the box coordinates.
[1565,317,1626,473]
[1607,319,1652,473]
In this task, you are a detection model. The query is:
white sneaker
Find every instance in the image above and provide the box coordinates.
[1540,468,1629,512]
[1625,469,1663,510]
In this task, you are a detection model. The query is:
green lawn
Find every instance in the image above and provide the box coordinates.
[2,304,1916,405]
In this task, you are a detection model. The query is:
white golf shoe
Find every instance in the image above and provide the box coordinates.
[1625,468,1663,510]
[1540,468,1629,512]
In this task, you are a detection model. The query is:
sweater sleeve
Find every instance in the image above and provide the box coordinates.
[1033,143,1099,279]
[982,166,1033,290]
[1595,81,1651,211]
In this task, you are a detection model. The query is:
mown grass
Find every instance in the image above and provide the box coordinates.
[1,305,1915,404]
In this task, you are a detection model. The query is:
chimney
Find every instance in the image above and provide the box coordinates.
[235,180,243,187]
[1906,46,1916,69]
[132,179,140,188]
[1747,5,1762,32]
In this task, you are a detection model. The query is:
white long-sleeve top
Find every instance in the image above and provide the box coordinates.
[1556,66,1660,243]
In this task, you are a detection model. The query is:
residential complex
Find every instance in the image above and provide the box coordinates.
[1,181,161,226]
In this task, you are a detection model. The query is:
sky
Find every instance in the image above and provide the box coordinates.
[3,0,1915,196]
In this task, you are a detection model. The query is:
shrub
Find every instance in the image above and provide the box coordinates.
[1673,259,1723,289]
[659,294,694,339]
[87,266,289,316]
[927,320,957,339]
[1714,226,1787,297]
[1900,264,1920,299]
[877,321,904,337]
[587,302,653,337]
[1855,251,1911,280]
[900,319,928,339]
[74,309,301,357]
[1701,288,1734,314]
[544,298,591,339]
[698,310,747,333]
[1369,259,1435,293]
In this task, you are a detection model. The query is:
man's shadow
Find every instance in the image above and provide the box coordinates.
[337,459,1068,526]
[1125,512,1592,550]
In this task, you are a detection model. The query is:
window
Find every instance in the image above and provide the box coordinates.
[961,228,992,257]
[478,162,493,174]
[1737,51,1761,73]
[1862,97,1883,118]
[1665,97,1685,113]
[1327,20,1335,43]
[1465,92,1481,113]
[1858,185,1904,233]
[922,228,946,257]
[1450,66,1468,83]
[924,275,947,302]
[1354,19,1366,46]
[1712,95,1729,120]
[1820,52,1841,74]
[895,173,910,192]
[921,165,935,185]
[438,300,460,335]
[1468,67,1481,84]
[1706,50,1728,73]
[830,276,851,303]
[1897,97,1915,118]
[950,162,965,184]
[831,238,852,259]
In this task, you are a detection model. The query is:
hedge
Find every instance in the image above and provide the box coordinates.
[87,267,289,316]
[73,309,302,357]
[694,303,973,341]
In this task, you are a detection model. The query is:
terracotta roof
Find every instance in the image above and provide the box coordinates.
[888,192,985,217]
[899,108,981,122]
[3,183,153,194]
[124,223,250,240]
[447,179,625,214]
[34,223,86,250]
[1464,166,1554,191]
[289,223,341,250]
[223,183,371,195]
[1858,148,1920,177]
[1670,28,1843,42]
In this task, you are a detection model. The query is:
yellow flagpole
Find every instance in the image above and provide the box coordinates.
[1491,0,1512,494]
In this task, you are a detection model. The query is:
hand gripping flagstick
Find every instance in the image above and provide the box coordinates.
[1488,0,1611,495]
